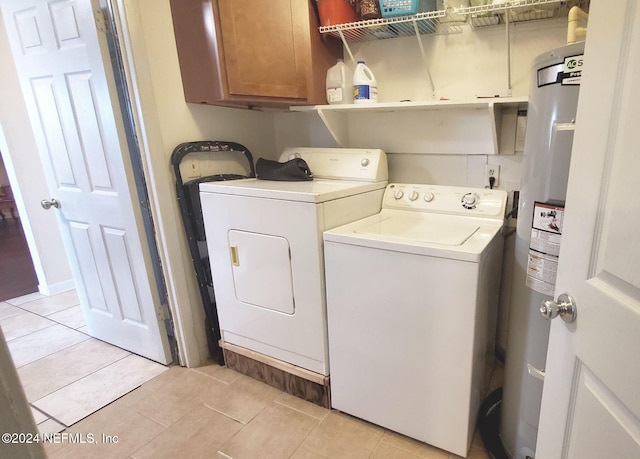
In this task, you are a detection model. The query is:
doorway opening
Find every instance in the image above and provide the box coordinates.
[0,152,38,302]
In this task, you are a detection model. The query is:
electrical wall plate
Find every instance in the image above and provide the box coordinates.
[485,164,500,188]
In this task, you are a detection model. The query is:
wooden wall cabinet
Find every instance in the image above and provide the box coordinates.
[170,0,342,109]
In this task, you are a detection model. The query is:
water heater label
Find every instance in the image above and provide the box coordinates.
[561,54,584,85]
[526,202,565,296]
[537,54,584,87]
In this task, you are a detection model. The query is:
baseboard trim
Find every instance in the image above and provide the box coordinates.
[38,279,75,296]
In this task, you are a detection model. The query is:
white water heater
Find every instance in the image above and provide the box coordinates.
[501,41,585,459]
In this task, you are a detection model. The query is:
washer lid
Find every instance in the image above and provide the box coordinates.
[199,178,387,203]
[324,210,503,262]
[355,214,480,246]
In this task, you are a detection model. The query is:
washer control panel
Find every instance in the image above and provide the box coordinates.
[383,184,507,219]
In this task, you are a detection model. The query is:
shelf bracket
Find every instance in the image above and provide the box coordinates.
[412,19,436,98]
[337,29,356,65]
[505,7,512,96]
[488,102,500,155]
[317,108,349,147]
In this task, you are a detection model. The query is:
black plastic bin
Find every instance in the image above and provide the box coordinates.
[170,141,255,364]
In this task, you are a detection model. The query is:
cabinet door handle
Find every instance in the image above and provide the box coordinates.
[230,245,239,266]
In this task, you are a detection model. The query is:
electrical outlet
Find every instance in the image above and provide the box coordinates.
[485,164,500,188]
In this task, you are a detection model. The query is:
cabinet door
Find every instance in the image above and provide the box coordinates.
[217,0,308,100]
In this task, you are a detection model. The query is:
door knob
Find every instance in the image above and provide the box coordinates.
[540,292,577,323]
[41,198,61,210]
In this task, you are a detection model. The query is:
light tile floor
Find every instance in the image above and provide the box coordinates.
[0,291,167,433]
[2,290,497,459]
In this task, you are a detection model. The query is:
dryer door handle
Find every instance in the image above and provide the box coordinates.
[230,245,239,266]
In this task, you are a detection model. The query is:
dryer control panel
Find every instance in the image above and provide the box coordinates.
[383,184,507,219]
[280,147,388,183]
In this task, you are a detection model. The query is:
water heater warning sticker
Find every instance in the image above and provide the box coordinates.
[526,202,565,296]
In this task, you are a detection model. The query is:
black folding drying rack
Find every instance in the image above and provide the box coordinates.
[170,141,255,364]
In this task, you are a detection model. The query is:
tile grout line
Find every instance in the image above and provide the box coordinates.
[207,403,251,459]
[3,322,58,343]
[32,357,169,427]
[30,403,69,429]
[11,300,83,332]
[26,351,133,406]
[202,402,254,426]
[272,397,330,422]
[41,305,88,335]
[366,427,386,459]
[12,332,92,370]
[13,296,80,317]
[190,367,238,386]
[118,394,172,459]
[36,380,150,431]
[210,397,276,457]
[286,406,334,459]
[3,294,44,308]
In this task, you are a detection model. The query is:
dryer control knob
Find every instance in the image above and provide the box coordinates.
[424,192,435,202]
[361,158,370,167]
[462,193,478,209]
[409,190,419,201]
[393,190,404,200]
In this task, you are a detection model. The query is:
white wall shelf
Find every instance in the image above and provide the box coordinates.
[320,0,575,95]
[319,0,567,43]
[290,97,528,155]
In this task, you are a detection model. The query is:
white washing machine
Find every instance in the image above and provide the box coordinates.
[199,147,387,376]
[324,183,507,457]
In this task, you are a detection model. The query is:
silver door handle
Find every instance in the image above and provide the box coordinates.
[41,198,60,210]
[539,292,577,323]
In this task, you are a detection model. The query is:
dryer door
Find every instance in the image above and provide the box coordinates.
[228,230,295,314]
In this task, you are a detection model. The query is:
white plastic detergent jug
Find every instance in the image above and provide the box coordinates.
[353,61,378,104]
[325,59,352,104]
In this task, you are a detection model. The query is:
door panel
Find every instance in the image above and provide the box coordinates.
[67,71,115,191]
[536,0,640,456]
[31,77,77,187]
[104,226,144,323]
[14,7,42,53]
[50,0,84,48]
[68,220,108,312]
[1,0,171,363]
[566,366,640,459]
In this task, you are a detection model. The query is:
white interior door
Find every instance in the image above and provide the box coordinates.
[536,1,640,457]
[0,0,172,364]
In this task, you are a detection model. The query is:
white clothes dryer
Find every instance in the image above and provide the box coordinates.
[324,183,507,457]
[200,148,388,376]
